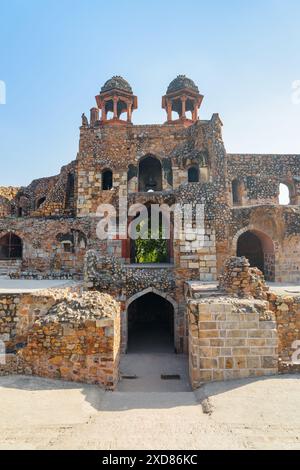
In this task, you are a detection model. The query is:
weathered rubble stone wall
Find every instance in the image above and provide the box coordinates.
[218,257,269,299]
[277,234,300,283]
[268,293,300,373]
[0,187,20,200]
[0,217,94,276]
[227,205,300,283]
[0,289,121,390]
[0,162,77,218]
[0,291,59,375]
[76,115,225,216]
[0,289,74,350]
[77,123,186,217]
[31,162,77,217]
[0,294,20,352]
[0,187,19,217]
[188,297,278,388]
[228,154,300,205]
[0,188,19,218]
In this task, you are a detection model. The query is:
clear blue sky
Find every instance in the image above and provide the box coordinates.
[1,0,300,186]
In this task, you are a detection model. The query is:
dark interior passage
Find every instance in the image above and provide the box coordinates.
[138,156,162,192]
[127,293,174,353]
[0,233,22,260]
[102,169,113,190]
[237,231,264,274]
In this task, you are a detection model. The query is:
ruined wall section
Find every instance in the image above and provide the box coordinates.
[0,161,77,219]
[228,205,300,282]
[0,187,20,217]
[228,154,300,206]
[0,289,121,390]
[268,293,300,373]
[0,217,96,276]
[31,161,77,217]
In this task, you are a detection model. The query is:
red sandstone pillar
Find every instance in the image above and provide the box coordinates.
[90,107,99,126]
[192,102,198,121]
[167,100,172,122]
[127,102,132,122]
[113,96,118,119]
[181,96,186,119]
[101,102,107,121]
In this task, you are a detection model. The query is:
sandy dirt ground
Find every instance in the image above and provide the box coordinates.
[0,369,299,450]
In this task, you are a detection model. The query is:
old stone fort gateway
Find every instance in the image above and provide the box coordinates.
[0,75,299,389]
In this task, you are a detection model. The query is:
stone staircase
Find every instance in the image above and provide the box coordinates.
[0,260,21,277]
[185,281,224,300]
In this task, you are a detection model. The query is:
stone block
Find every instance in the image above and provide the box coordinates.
[199,358,218,369]
[232,347,250,356]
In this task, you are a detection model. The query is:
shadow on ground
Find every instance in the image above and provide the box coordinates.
[1,370,299,414]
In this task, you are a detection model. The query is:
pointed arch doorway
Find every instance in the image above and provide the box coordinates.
[126,291,175,353]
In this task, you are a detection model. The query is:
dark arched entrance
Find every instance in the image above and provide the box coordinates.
[0,233,23,259]
[237,230,275,280]
[138,155,162,192]
[127,293,174,353]
[188,165,199,183]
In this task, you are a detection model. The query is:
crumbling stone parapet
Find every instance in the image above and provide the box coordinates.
[218,256,269,299]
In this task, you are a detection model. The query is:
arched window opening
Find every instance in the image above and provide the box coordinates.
[127,293,174,353]
[36,197,46,209]
[102,169,113,190]
[138,156,162,192]
[237,230,275,281]
[279,183,290,205]
[188,166,199,183]
[0,233,22,260]
[117,100,127,119]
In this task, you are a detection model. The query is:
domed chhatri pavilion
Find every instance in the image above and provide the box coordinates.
[94,75,138,124]
[162,75,204,124]
[0,74,300,389]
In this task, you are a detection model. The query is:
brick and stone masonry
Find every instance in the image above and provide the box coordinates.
[0,289,121,390]
[0,74,299,387]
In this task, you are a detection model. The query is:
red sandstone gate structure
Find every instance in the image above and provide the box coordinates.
[0,74,300,388]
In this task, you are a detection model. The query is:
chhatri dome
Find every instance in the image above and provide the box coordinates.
[166,75,199,94]
[100,76,133,94]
